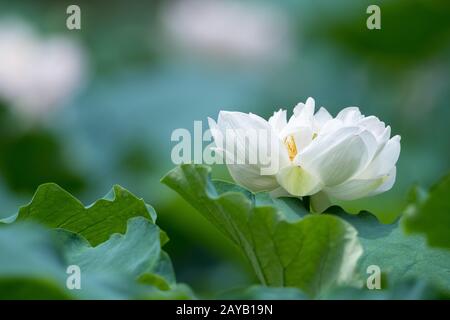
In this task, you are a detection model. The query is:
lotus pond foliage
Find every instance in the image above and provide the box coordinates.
[0,162,448,299]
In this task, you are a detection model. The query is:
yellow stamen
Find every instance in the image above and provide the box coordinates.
[284,135,298,161]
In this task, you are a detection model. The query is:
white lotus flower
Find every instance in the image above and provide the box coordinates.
[161,0,291,63]
[208,98,400,212]
[0,18,87,118]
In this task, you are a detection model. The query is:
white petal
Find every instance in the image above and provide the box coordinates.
[211,111,289,192]
[324,176,385,200]
[217,111,266,131]
[299,127,373,186]
[369,167,397,196]
[281,101,316,139]
[377,125,391,146]
[293,97,315,119]
[208,117,224,148]
[280,125,314,152]
[268,109,287,135]
[216,145,281,192]
[336,107,363,124]
[357,129,379,172]
[276,165,322,196]
[359,135,400,178]
[291,126,314,151]
[314,107,332,130]
[368,124,391,160]
[227,163,280,192]
[319,118,345,135]
[358,115,385,137]
[216,111,270,162]
[301,126,360,156]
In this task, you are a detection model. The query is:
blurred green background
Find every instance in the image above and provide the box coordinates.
[0,0,449,297]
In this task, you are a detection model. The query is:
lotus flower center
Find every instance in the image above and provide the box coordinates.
[284,135,297,161]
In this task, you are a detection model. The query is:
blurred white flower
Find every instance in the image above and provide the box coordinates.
[208,98,401,212]
[161,0,292,63]
[0,18,87,117]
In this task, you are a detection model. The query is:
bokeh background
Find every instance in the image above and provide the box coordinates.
[0,0,449,297]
